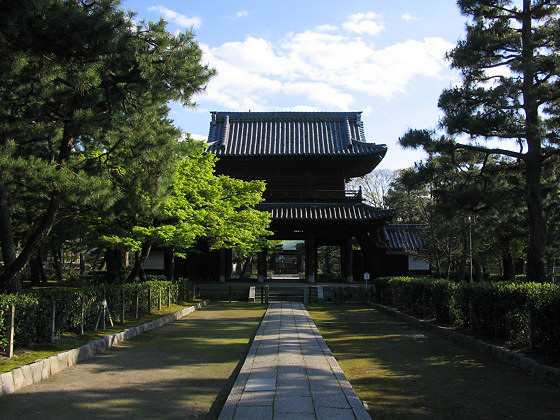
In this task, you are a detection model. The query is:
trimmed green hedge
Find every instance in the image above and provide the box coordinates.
[373,277,560,352]
[0,278,187,351]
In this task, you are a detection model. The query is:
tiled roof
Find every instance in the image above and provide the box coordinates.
[206,111,387,157]
[379,224,427,251]
[256,202,393,222]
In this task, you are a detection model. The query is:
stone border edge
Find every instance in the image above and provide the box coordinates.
[367,301,560,386]
[0,300,209,396]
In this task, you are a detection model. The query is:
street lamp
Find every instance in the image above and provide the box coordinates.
[465,215,476,283]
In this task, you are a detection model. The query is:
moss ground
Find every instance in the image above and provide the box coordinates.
[308,304,560,420]
[0,301,199,374]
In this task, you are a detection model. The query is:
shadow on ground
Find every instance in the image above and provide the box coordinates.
[1,303,266,420]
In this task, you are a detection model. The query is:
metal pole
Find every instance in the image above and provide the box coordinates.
[469,219,473,283]
[466,215,475,283]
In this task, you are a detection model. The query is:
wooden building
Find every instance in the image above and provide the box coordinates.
[205,111,394,283]
[374,224,430,276]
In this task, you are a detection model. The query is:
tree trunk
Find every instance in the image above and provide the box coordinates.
[473,259,484,282]
[0,184,21,292]
[105,248,125,283]
[79,253,86,275]
[164,247,175,281]
[30,249,47,286]
[521,0,546,283]
[239,255,253,278]
[0,198,59,292]
[502,251,515,282]
[126,242,152,283]
[51,247,63,281]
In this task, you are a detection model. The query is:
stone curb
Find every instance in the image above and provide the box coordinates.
[367,301,560,386]
[0,300,209,397]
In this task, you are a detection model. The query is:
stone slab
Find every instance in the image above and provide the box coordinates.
[244,378,276,392]
[0,372,15,395]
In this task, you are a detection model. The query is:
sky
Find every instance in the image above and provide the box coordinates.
[121,1,468,170]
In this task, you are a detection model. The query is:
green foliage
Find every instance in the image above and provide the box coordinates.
[0,0,215,290]
[373,276,560,351]
[0,294,39,349]
[0,279,184,351]
[145,146,271,256]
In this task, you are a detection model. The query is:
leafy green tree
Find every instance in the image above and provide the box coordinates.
[403,0,560,282]
[123,143,271,281]
[0,0,214,291]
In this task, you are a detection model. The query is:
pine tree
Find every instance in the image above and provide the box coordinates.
[0,0,214,291]
[434,0,560,281]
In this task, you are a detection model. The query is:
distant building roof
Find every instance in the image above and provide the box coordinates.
[206,111,387,157]
[256,202,393,223]
[378,224,427,251]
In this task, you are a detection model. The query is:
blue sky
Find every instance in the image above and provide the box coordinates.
[121,1,467,170]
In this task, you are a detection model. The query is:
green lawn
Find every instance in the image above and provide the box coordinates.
[308,304,560,420]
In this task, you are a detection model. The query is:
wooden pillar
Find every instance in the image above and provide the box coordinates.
[305,233,316,283]
[257,249,268,282]
[219,249,226,283]
[343,235,354,283]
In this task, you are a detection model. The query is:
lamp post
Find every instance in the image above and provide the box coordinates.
[465,215,476,283]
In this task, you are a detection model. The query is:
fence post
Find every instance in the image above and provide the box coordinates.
[135,290,139,319]
[121,288,125,324]
[81,298,85,335]
[167,286,171,307]
[101,298,106,330]
[148,288,152,314]
[51,301,56,343]
[266,285,269,304]
[158,290,162,311]
[7,305,15,358]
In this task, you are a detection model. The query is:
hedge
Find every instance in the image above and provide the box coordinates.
[372,276,560,352]
[0,278,189,352]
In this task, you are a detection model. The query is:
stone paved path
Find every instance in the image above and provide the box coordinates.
[219,301,370,420]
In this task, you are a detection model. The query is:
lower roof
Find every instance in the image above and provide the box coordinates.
[256,202,393,223]
[378,224,427,251]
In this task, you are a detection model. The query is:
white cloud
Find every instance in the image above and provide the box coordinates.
[342,12,384,36]
[197,14,454,110]
[283,82,355,109]
[148,6,201,29]
[402,13,420,21]
[236,10,249,18]
[211,38,291,75]
[316,24,338,32]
